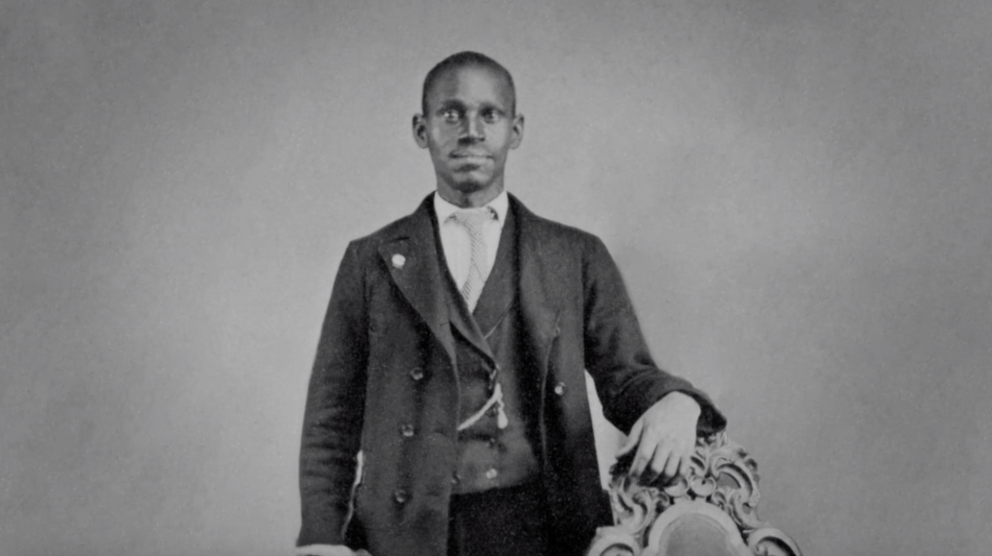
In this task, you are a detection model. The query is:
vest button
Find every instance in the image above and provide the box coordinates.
[451,473,460,485]
[485,468,498,480]
[409,367,425,381]
[554,382,567,396]
[400,423,415,437]
[393,489,409,504]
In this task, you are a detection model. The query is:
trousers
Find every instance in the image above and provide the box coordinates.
[446,479,551,556]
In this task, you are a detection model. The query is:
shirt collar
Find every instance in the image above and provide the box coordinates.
[433,190,508,228]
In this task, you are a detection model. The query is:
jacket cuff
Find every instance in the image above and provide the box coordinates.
[296,514,347,549]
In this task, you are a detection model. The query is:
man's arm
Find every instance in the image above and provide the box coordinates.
[298,241,369,547]
[581,236,726,482]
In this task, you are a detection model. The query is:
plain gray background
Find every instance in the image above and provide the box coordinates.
[2,1,990,555]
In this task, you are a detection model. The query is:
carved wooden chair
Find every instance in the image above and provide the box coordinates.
[587,431,802,556]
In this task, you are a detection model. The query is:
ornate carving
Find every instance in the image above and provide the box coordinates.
[587,431,802,556]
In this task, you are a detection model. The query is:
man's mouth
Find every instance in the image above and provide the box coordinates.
[451,151,490,159]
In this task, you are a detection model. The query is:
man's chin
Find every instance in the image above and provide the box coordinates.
[449,174,494,194]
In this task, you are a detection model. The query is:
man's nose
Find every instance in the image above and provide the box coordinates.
[461,115,485,142]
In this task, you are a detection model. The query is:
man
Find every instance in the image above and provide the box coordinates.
[297,51,726,556]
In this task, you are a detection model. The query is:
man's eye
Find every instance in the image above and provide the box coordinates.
[482,110,502,123]
[442,110,461,122]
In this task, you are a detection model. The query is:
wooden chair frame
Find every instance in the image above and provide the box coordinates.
[587,431,802,556]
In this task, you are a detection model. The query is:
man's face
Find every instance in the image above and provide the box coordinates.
[414,66,524,200]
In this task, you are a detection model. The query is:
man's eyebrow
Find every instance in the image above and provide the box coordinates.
[435,100,466,113]
[479,102,507,114]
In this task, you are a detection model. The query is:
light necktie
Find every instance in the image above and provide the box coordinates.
[448,207,496,312]
[448,205,507,431]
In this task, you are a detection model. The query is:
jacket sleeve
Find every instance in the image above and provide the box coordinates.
[298,241,369,547]
[581,236,726,436]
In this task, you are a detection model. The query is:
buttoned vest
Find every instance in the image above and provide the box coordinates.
[432,207,541,494]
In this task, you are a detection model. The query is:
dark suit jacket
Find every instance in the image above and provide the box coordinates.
[298,193,726,556]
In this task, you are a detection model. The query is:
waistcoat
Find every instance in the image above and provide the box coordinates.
[432,207,541,494]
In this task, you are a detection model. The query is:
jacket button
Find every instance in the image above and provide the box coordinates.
[393,489,408,504]
[554,382,567,396]
[485,468,498,480]
[400,423,415,438]
[451,473,460,485]
[409,367,425,381]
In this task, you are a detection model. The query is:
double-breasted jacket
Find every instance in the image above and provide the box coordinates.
[298,194,726,556]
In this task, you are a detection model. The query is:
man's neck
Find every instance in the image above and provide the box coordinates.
[436,182,504,208]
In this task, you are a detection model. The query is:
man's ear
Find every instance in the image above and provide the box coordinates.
[412,114,429,149]
[509,113,525,150]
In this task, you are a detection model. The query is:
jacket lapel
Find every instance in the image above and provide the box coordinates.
[377,195,455,363]
[444,277,496,363]
[470,206,518,339]
[511,195,565,364]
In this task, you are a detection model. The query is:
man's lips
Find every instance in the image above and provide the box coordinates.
[450,151,490,159]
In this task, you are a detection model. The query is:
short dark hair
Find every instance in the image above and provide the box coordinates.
[421,51,516,116]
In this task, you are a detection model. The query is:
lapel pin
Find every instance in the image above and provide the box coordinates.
[391,254,406,269]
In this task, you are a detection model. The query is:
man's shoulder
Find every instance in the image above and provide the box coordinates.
[521,210,599,243]
[343,196,431,252]
[509,195,606,253]
[354,213,416,244]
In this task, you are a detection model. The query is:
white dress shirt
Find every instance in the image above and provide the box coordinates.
[433,190,508,292]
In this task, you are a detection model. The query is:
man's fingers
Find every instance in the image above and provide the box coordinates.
[662,446,681,481]
[616,419,644,457]
[631,429,659,479]
[647,443,674,484]
[638,437,695,485]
